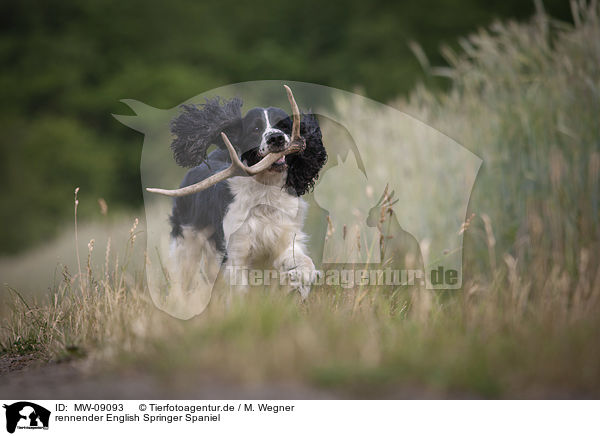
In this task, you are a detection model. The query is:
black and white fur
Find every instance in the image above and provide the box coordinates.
[168,97,327,297]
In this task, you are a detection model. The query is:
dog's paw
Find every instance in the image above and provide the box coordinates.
[285,268,321,299]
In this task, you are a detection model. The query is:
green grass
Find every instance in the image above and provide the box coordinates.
[1,3,600,398]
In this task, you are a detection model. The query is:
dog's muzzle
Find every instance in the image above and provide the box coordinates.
[266,132,287,151]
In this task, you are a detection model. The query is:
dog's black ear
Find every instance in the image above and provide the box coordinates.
[170,97,243,168]
[285,113,327,196]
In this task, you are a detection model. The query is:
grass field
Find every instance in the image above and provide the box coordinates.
[1,2,599,398]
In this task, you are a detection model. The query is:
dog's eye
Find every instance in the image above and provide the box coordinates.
[254,127,260,131]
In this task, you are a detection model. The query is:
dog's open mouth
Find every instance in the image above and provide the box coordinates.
[269,155,287,172]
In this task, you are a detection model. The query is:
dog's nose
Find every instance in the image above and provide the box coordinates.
[266,132,286,150]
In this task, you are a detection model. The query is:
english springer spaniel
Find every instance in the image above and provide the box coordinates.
[167,94,327,297]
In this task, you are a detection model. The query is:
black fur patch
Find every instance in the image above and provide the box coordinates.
[169,148,234,252]
[170,97,243,168]
[282,113,328,196]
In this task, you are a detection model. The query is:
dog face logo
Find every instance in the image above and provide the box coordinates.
[3,402,50,433]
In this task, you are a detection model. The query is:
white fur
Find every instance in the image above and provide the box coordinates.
[223,170,317,298]
[258,109,290,156]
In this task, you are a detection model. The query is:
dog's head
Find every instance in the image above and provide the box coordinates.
[170,98,327,196]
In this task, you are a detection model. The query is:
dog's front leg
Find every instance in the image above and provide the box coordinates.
[274,240,320,299]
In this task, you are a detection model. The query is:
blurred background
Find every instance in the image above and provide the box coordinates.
[3,0,600,398]
[0,0,572,256]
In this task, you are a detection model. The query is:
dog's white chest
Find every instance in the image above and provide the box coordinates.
[223,177,305,255]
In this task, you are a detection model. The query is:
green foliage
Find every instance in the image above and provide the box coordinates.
[0,116,113,251]
[0,0,572,253]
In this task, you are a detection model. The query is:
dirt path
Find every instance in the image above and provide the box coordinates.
[0,355,343,399]
[1,355,464,399]
[3,355,590,399]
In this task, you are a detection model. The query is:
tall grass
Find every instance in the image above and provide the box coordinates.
[400,0,600,281]
[0,191,148,362]
[1,2,600,397]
